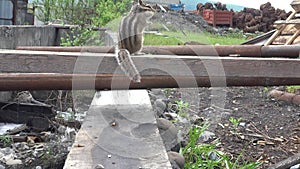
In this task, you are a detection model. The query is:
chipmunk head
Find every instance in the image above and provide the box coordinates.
[130,0,155,18]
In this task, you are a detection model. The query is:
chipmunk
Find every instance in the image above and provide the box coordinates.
[116,0,155,83]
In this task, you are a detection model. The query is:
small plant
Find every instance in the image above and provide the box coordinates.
[175,100,189,118]
[168,100,190,118]
[286,85,300,93]
[181,124,260,169]
[41,147,53,160]
[164,88,172,97]
[229,116,242,130]
[263,87,269,93]
[0,135,12,147]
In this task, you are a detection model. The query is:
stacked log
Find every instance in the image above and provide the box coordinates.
[196,2,291,33]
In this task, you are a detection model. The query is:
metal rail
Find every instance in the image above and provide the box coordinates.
[0,50,299,90]
[16,45,300,58]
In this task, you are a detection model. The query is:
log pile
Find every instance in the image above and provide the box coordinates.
[196,2,292,33]
[234,2,292,33]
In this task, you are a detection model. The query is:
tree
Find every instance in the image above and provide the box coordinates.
[33,0,131,46]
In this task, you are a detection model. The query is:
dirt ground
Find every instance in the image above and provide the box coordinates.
[175,87,300,168]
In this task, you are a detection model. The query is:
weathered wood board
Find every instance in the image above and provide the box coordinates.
[0,50,300,90]
[63,90,171,169]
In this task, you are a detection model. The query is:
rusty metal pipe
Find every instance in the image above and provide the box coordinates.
[16,45,300,58]
[0,73,299,91]
[261,45,300,57]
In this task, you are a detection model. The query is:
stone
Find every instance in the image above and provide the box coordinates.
[198,131,216,143]
[57,125,66,134]
[154,99,166,111]
[291,164,300,169]
[167,151,185,169]
[208,151,220,161]
[157,118,179,151]
[165,112,178,120]
[6,159,22,165]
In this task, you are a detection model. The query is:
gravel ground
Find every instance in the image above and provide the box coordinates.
[150,87,300,168]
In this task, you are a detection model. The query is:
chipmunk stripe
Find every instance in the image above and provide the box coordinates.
[116,0,154,83]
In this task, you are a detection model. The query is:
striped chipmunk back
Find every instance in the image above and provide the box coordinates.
[116,0,155,83]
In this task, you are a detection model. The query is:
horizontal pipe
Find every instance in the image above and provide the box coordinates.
[0,50,299,90]
[0,73,299,91]
[16,45,300,58]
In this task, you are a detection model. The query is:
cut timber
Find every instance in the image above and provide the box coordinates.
[64,90,171,169]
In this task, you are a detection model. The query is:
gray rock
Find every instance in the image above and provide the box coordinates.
[165,112,178,120]
[167,151,185,169]
[208,151,220,161]
[291,164,300,169]
[6,159,22,165]
[151,89,166,99]
[154,99,166,111]
[57,125,66,134]
[177,116,188,124]
[157,118,178,151]
[198,131,216,143]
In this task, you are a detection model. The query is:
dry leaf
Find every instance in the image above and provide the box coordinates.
[257,140,266,146]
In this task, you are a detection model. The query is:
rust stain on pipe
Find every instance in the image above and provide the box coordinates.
[0,73,300,91]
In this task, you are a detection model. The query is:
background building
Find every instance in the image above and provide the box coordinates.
[0,0,34,25]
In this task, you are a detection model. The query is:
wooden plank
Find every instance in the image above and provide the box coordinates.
[285,29,300,45]
[264,10,297,46]
[274,19,300,25]
[64,90,172,169]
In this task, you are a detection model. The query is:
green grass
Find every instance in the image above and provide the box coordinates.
[144,31,246,45]
[105,18,246,45]
[144,33,183,45]
[181,124,261,169]
[204,32,246,45]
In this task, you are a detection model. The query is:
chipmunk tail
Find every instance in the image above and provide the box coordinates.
[116,49,141,83]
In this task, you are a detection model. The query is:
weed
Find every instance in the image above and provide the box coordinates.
[229,117,242,130]
[175,100,189,118]
[164,88,172,97]
[181,124,260,169]
[286,85,300,93]
[0,135,12,146]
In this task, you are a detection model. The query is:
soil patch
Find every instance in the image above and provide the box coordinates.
[169,87,300,168]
